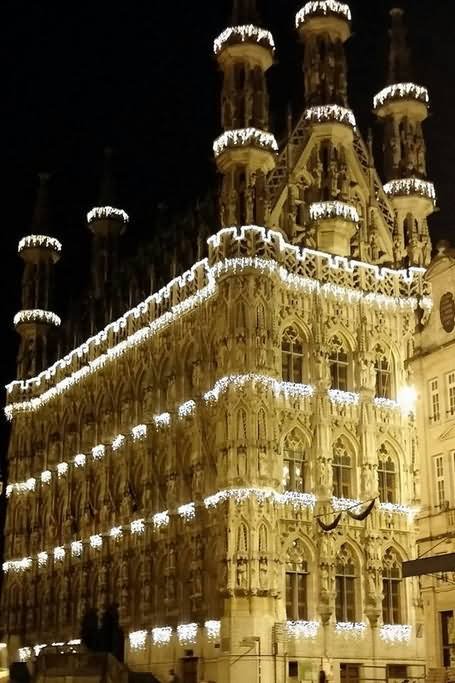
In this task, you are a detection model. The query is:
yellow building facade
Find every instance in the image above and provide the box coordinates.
[1,2,447,683]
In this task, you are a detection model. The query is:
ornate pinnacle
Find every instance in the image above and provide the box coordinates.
[388,7,412,84]
[98,146,117,206]
[232,0,260,25]
[32,173,51,232]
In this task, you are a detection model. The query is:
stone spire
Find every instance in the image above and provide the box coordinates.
[213,0,276,227]
[296,1,352,107]
[15,173,62,379]
[232,0,259,25]
[388,7,411,84]
[87,147,129,301]
[374,8,434,267]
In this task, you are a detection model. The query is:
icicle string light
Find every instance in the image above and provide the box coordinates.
[14,310,61,327]
[18,235,62,254]
[374,83,429,110]
[296,1,352,27]
[379,624,412,643]
[2,486,414,574]
[128,631,148,650]
[286,621,320,639]
[304,105,356,128]
[213,128,278,157]
[383,178,436,203]
[6,376,416,499]
[5,226,430,417]
[87,207,129,224]
[214,25,275,55]
[310,201,359,223]
[335,622,367,637]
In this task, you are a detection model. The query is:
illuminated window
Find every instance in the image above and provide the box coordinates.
[447,372,455,417]
[382,549,403,624]
[281,327,304,383]
[434,455,446,508]
[283,429,306,492]
[336,545,357,622]
[329,337,349,391]
[375,346,392,399]
[332,439,352,499]
[378,447,397,504]
[285,540,308,621]
[429,378,440,422]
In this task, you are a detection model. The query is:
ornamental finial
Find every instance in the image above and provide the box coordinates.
[388,7,412,84]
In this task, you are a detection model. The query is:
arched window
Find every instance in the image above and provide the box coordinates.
[378,446,397,504]
[282,429,306,492]
[281,327,304,383]
[335,544,357,622]
[382,549,403,624]
[329,336,349,391]
[332,439,352,499]
[285,540,308,621]
[375,345,392,399]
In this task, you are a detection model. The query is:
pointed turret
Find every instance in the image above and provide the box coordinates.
[87,147,129,300]
[374,8,434,267]
[293,1,358,257]
[296,1,351,108]
[15,173,62,379]
[213,0,277,227]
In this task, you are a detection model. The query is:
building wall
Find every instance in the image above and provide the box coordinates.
[412,246,455,669]
[1,227,430,683]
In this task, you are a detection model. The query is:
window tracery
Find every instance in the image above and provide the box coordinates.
[282,428,306,493]
[378,445,397,504]
[335,544,357,622]
[286,539,309,621]
[281,326,304,383]
[329,336,349,391]
[382,548,403,625]
[332,438,353,499]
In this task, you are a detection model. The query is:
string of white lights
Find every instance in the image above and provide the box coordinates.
[18,235,62,254]
[13,310,61,328]
[383,178,436,203]
[296,0,352,27]
[310,201,359,223]
[18,640,82,662]
[334,622,367,637]
[5,226,430,413]
[213,128,278,157]
[2,488,415,574]
[374,83,429,110]
[213,25,275,55]
[286,620,320,639]
[379,624,412,643]
[129,621,221,650]
[87,206,129,224]
[5,375,417,499]
[304,105,356,128]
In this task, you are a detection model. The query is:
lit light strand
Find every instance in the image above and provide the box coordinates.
[374,83,429,110]
[213,129,278,157]
[92,445,105,460]
[129,631,148,650]
[178,503,196,521]
[328,390,359,406]
[304,105,356,128]
[87,207,129,224]
[178,400,196,418]
[379,624,412,643]
[152,627,173,646]
[177,623,198,644]
[214,25,275,54]
[310,201,359,223]
[131,424,147,441]
[18,235,62,254]
[112,434,126,451]
[205,621,221,641]
[6,226,429,417]
[384,178,436,203]
[286,621,320,639]
[296,1,351,27]
[335,622,367,637]
[14,310,61,327]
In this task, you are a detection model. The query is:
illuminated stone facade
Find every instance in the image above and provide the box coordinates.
[412,242,455,672]
[0,2,441,683]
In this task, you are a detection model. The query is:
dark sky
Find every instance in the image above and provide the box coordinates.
[1,0,455,453]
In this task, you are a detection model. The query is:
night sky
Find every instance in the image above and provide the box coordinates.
[2,0,455,457]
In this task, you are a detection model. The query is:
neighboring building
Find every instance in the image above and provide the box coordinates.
[0,2,440,683]
[412,241,455,672]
